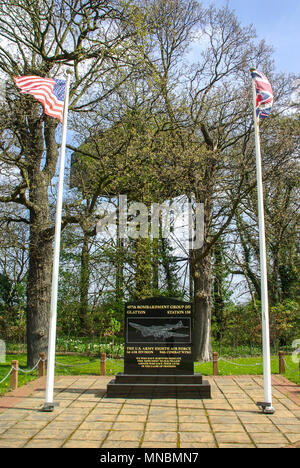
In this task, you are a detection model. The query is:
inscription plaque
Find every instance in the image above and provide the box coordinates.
[125,297,193,375]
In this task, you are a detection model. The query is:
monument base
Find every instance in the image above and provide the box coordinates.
[107,373,211,399]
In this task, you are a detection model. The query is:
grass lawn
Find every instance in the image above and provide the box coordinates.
[1,353,299,397]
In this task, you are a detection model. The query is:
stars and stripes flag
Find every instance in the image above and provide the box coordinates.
[251,69,273,119]
[14,75,66,122]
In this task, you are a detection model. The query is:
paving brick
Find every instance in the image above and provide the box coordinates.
[270,417,300,425]
[0,428,39,439]
[244,423,280,433]
[69,430,108,441]
[209,416,240,425]
[149,407,176,415]
[0,421,16,435]
[145,422,177,432]
[63,440,102,448]
[179,415,208,423]
[106,430,143,442]
[284,434,300,444]
[215,432,252,444]
[24,412,57,422]
[218,443,255,449]
[180,442,216,448]
[147,413,178,422]
[79,421,113,430]
[0,411,29,420]
[151,400,177,407]
[237,414,270,424]
[36,428,75,440]
[250,432,289,445]
[178,423,211,432]
[0,438,29,448]
[101,441,140,448]
[276,424,300,434]
[176,400,204,408]
[142,442,177,448]
[143,431,178,443]
[24,439,63,448]
[69,401,97,408]
[115,414,147,423]
[85,412,117,422]
[54,413,86,422]
[120,405,149,415]
[111,422,145,431]
[212,424,246,433]
[179,431,215,443]
[255,443,285,448]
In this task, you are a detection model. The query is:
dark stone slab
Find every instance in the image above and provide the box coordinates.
[124,297,193,375]
[106,297,211,399]
[107,378,211,399]
[114,373,204,385]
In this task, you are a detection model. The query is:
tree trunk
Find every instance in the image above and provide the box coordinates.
[25,112,59,367]
[160,237,174,294]
[134,238,152,300]
[192,251,213,362]
[79,231,90,335]
[116,233,125,302]
[26,187,52,367]
[212,241,226,342]
[152,237,159,293]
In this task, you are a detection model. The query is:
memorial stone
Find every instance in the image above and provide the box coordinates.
[107,297,211,399]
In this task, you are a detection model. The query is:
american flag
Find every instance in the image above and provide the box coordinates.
[251,69,273,119]
[14,75,66,122]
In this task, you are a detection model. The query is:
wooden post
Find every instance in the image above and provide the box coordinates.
[10,360,18,390]
[100,353,106,376]
[279,351,285,374]
[39,353,46,377]
[213,352,219,376]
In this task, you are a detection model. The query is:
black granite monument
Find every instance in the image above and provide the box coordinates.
[107,297,211,399]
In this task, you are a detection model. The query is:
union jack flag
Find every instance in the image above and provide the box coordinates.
[14,75,66,122]
[251,69,273,119]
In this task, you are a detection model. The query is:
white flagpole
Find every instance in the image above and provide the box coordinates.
[42,72,71,412]
[251,73,275,414]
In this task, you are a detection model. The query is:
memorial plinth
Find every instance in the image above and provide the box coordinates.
[107,297,211,399]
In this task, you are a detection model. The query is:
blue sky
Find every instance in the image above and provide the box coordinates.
[208,0,300,74]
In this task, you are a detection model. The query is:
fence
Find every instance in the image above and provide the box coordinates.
[211,351,300,376]
[0,351,299,391]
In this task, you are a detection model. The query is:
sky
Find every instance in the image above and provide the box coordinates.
[205,0,300,75]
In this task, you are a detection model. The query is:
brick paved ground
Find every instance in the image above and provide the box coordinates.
[0,375,299,448]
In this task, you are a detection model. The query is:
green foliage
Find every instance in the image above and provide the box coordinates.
[211,238,233,341]
[55,337,124,357]
[0,274,12,306]
[212,298,300,352]
[0,274,27,343]
[270,299,300,347]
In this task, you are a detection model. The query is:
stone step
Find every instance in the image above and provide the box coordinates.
[114,373,204,385]
[106,377,211,399]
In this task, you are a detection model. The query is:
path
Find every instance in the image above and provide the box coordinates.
[0,375,299,448]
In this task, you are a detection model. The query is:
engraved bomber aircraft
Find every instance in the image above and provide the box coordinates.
[129,321,189,340]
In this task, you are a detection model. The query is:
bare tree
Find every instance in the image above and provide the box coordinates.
[135,1,287,360]
[0,0,136,365]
